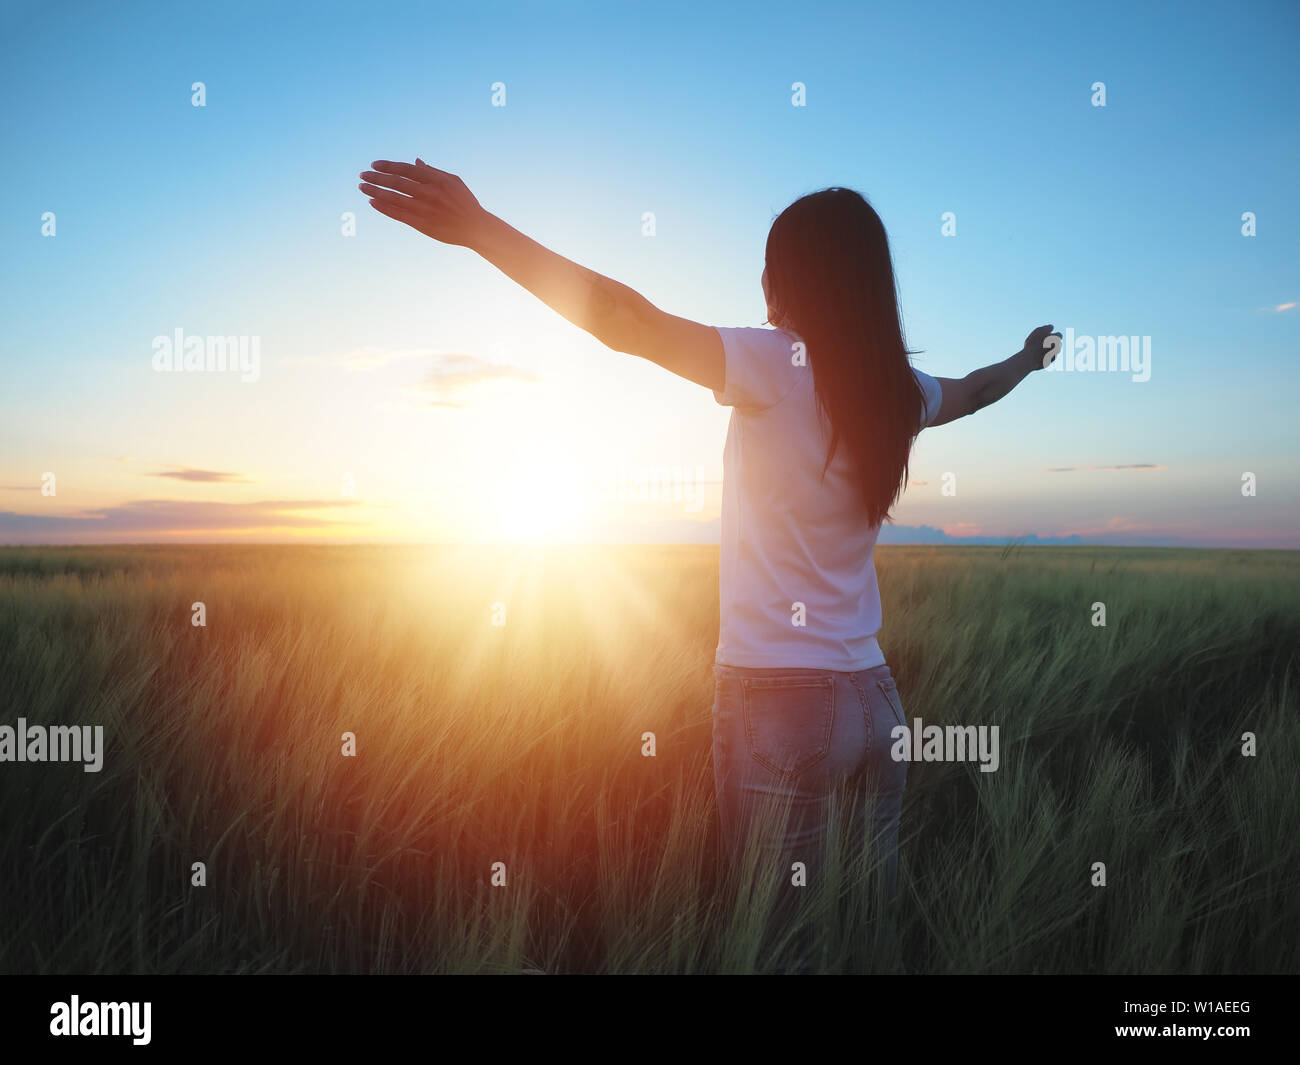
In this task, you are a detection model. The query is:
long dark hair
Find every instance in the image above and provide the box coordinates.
[763,188,925,527]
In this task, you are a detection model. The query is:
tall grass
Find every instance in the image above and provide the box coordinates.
[0,544,1296,973]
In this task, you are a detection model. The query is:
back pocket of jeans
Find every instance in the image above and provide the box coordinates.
[876,677,906,730]
[740,675,835,777]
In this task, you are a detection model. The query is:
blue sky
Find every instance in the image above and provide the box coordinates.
[1,0,1296,546]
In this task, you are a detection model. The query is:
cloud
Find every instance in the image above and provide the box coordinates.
[146,468,252,483]
[0,498,363,539]
[1090,516,1148,533]
[1276,302,1296,313]
[407,353,540,406]
[340,347,438,370]
[278,347,443,370]
[1044,464,1166,473]
[281,348,540,407]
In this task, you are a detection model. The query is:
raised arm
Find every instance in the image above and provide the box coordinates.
[928,325,1061,426]
[359,159,723,391]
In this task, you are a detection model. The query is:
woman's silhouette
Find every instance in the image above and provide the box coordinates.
[360,160,1058,966]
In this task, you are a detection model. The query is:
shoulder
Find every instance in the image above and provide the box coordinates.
[910,365,943,429]
[712,326,806,411]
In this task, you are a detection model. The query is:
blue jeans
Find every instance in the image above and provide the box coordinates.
[711,662,909,918]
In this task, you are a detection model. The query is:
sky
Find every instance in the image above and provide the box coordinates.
[1,0,1297,547]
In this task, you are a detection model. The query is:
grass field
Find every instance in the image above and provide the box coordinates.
[0,543,1296,974]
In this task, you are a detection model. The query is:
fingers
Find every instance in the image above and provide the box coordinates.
[370,159,438,183]
[358,181,415,206]
[414,157,452,178]
[361,160,432,228]
[366,197,419,225]
[359,170,424,197]
[1039,326,1063,368]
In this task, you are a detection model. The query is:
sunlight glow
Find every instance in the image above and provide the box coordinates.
[488,453,592,543]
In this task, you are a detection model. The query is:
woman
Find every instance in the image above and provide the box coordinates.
[358,162,1057,959]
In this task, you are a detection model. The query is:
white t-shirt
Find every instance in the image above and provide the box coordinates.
[711,325,943,670]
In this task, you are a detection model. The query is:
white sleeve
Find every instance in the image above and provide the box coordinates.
[913,367,943,428]
[711,326,804,412]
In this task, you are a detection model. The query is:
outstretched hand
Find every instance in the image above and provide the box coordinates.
[358,159,490,248]
[1022,324,1063,369]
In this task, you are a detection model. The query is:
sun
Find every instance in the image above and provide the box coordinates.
[489,453,591,543]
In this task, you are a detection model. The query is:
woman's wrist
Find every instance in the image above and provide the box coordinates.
[1016,343,1049,373]
[467,210,508,255]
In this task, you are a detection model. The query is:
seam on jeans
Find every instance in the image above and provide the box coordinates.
[848,672,873,753]
[740,675,834,778]
[877,679,907,730]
